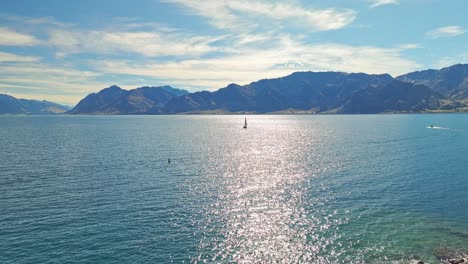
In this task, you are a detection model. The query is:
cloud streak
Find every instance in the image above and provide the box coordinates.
[48,29,224,58]
[0,27,40,46]
[369,0,399,8]
[426,25,465,39]
[165,0,356,32]
[0,52,40,62]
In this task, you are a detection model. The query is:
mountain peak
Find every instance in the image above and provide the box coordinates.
[226,83,242,89]
[101,85,124,92]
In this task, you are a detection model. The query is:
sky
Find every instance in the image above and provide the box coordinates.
[0,0,467,105]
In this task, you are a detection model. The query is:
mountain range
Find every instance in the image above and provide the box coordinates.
[2,63,468,115]
[69,63,468,114]
[67,85,189,114]
[0,94,70,115]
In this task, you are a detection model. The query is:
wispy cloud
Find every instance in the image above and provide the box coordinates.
[48,29,224,58]
[368,0,399,8]
[0,27,40,46]
[165,0,356,32]
[396,43,422,50]
[0,52,40,62]
[426,26,465,39]
[0,14,71,27]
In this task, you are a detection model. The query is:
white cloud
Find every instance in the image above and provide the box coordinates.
[47,29,223,58]
[0,63,98,79]
[396,43,422,50]
[0,27,40,46]
[426,26,465,39]
[369,0,399,8]
[0,52,40,62]
[165,0,356,32]
[0,14,71,27]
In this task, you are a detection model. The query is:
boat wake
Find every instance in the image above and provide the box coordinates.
[426,126,449,130]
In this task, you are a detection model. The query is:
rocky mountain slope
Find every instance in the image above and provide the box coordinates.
[397,64,468,101]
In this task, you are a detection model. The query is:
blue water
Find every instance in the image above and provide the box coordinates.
[0,115,467,263]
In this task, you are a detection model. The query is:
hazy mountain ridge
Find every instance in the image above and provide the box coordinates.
[0,94,70,115]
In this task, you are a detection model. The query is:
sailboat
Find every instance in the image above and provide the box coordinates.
[243,116,247,129]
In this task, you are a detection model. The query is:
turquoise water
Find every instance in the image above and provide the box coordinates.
[0,115,467,263]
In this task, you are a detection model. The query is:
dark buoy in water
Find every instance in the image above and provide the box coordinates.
[168,158,171,164]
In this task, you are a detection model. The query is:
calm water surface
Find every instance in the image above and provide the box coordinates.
[0,115,467,263]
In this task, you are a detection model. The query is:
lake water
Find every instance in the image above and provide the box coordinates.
[0,115,467,263]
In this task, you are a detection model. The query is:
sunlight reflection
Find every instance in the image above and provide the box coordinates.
[191,117,348,263]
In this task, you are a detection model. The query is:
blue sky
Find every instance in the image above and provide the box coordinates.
[0,0,467,105]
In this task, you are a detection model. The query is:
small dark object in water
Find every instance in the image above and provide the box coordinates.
[417,261,424,264]
[168,158,171,164]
